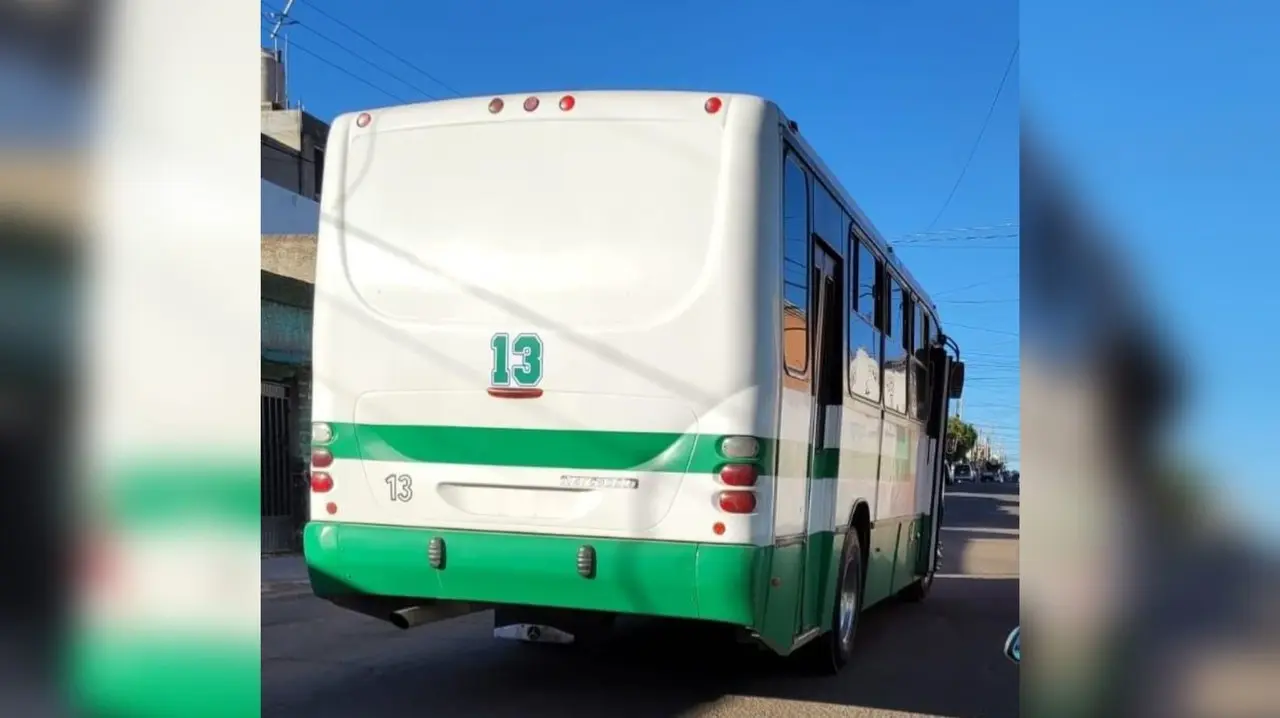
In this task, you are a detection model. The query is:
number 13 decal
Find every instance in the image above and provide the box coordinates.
[490,333,544,387]
[385,474,412,502]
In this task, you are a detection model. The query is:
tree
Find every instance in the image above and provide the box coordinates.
[945,416,978,464]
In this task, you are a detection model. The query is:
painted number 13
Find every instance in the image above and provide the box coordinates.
[490,333,544,387]
[385,473,413,502]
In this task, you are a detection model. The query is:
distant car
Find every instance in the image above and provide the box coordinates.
[1008,470,1020,483]
[953,464,974,482]
[979,468,997,482]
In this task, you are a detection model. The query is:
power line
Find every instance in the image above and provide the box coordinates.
[892,222,1018,241]
[265,22,408,103]
[946,321,1019,337]
[295,0,464,97]
[933,273,1018,298]
[894,243,1018,251]
[263,3,440,100]
[894,231,1020,246]
[924,42,1019,231]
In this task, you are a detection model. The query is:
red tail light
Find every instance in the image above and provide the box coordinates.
[310,471,333,493]
[718,491,756,514]
[311,448,333,468]
[718,463,757,487]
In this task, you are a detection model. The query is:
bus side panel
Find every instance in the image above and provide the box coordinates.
[752,118,807,654]
[810,398,881,627]
[863,519,901,607]
[893,516,924,593]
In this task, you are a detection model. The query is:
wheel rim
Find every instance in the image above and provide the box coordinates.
[837,560,858,649]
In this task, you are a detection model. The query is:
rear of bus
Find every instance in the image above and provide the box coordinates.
[304,91,780,630]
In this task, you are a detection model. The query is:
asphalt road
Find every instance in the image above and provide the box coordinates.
[263,483,1019,718]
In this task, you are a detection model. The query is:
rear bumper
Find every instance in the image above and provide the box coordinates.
[303,522,767,626]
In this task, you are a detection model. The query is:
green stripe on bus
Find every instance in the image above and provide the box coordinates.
[325,423,776,474]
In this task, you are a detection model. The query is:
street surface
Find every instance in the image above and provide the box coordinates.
[263,483,1019,718]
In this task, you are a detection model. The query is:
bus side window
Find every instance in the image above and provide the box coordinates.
[911,297,930,420]
[884,274,908,414]
[848,227,882,403]
[813,180,842,249]
[782,153,809,379]
[915,300,928,360]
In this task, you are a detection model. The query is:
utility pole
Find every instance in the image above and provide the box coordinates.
[268,0,296,46]
[266,0,297,109]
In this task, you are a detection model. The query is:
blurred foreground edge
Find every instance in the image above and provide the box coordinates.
[1022,124,1280,718]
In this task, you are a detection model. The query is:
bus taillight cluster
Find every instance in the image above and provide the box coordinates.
[715,435,760,515]
[311,422,337,515]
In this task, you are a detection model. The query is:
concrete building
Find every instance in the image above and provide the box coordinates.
[260,47,323,554]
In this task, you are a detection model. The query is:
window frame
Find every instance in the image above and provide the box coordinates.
[781,136,942,425]
[781,150,812,379]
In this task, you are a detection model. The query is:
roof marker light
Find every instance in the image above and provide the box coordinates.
[488,98,504,113]
[523,96,540,112]
[356,112,371,127]
[559,95,575,111]
[704,96,723,114]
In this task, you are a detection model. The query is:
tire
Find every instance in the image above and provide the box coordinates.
[803,528,864,675]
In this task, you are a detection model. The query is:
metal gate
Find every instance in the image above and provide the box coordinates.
[262,380,303,553]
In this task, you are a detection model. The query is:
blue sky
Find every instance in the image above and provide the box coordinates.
[263,0,1021,465]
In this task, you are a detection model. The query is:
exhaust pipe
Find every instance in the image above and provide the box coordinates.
[390,606,431,630]
[388,602,484,630]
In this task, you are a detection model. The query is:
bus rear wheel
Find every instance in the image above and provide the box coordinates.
[804,528,863,675]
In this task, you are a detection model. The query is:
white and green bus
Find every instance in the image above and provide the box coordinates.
[303,90,966,672]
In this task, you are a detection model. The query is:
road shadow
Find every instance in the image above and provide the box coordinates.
[268,574,1018,718]
[944,494,1020,533]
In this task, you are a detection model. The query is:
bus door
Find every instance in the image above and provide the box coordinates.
[920,341,963,578]
[800,242,844,633]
